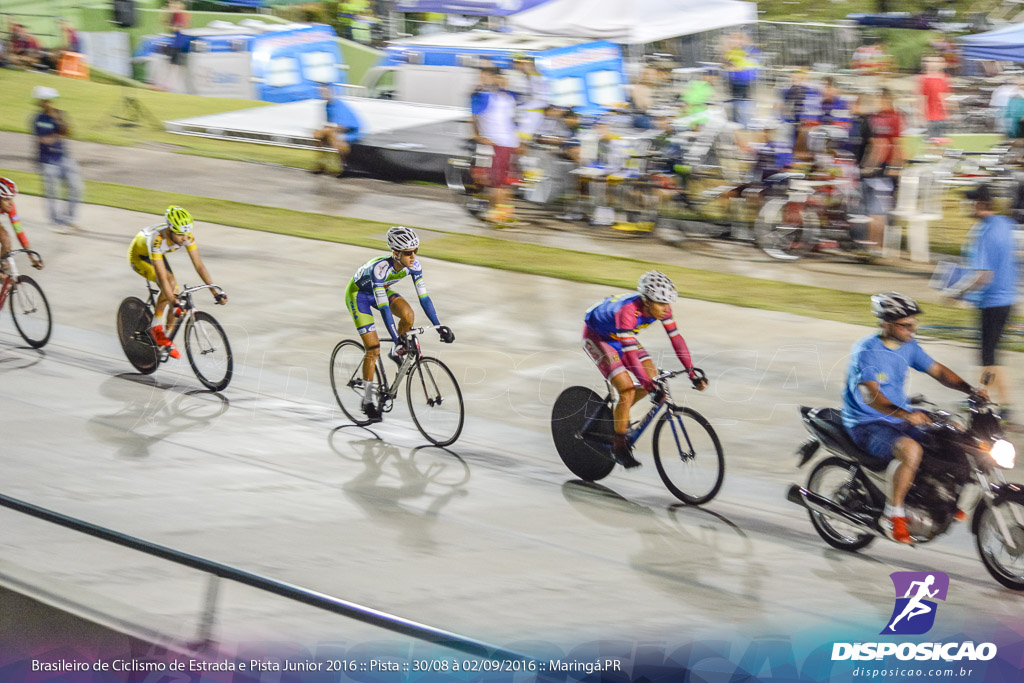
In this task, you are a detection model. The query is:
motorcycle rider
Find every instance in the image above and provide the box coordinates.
[841,292,985,544]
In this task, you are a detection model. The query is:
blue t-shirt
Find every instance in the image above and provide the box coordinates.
[841,335,935,428]
[964,214,1019,309]
[33,112,65,165]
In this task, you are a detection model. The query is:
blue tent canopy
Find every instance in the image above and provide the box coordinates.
[395,1,551,16]
[960,23,1024,62]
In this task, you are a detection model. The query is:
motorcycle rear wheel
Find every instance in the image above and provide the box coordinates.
[806,457,876,551]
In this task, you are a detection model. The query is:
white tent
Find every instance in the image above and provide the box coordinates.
[508,0,758,44]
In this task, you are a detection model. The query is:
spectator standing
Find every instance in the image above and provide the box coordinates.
[32,86,84,233]
[508,55,546,138]
[58,18,81,55]
[470,66,520,227]
[9,24,43,70]
[167,1,190,31]
[919,56,954,140]
[723,32,758,128]
[862,88,903,250]
[992,76,1024,135]
[945,184,1019,420]
[311,84,352,177]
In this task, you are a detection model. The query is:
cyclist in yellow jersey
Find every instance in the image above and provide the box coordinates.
[127,206,226,358]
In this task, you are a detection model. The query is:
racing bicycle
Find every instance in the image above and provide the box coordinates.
[551,368,725,505]
[116,282,232,392]
[330,325,464,447]
[0,249,51,348]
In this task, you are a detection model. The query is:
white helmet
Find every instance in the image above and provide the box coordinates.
[386,226,420,252]
[637,271,677,304]
[871,291,922,322]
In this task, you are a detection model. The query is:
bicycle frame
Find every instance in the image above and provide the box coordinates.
[0,249,39,309]
[376,325,444,403]
[141,282,225,364]
[579,368,698,450]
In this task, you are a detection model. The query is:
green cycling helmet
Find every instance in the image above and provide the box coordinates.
[165,205,194,234]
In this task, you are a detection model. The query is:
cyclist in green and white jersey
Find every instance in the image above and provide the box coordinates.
[345,226,454,419]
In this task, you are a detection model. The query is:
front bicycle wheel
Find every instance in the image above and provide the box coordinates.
[184,311,233,392]
[330,339,384,427]
[116,296,158,374]
[9,275,52,348]
[652,407,725,505]
[406,356,464,446]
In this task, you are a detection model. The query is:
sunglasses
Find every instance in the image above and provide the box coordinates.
[892,321,917,330]
[397,249,418,257]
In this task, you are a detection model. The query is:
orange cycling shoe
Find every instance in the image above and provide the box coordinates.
[150,325,181,359]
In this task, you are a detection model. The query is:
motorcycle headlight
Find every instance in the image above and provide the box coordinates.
[991,439,1016,469]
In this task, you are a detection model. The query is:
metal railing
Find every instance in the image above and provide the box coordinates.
[0,492,529,662]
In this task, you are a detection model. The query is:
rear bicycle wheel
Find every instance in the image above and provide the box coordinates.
[755,197,812,261]
[9,275,52,348]
[406,356,464,446]
[550,386,616,482]
[184,311,233,392]
[330,339,384,427]
[116,296,158,374]
[652,407,725,505]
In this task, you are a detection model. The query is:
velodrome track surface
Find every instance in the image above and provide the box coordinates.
[1,197,1022,653]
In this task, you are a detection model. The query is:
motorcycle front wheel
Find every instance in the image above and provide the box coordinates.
[806,456,876,551]
[976,495,1024,591]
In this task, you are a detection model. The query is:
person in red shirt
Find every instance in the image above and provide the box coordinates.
[0,178,44,271]
[919,56,955,140]
[9,24,41,70]
[861,88,904,249]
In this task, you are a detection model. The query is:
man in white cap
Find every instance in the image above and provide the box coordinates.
[32,86,83,233]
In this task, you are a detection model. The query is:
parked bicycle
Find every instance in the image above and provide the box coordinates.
[0,249,51,349]
[550,368,724,505]
[330,324,464,447]
[116,283,232,392]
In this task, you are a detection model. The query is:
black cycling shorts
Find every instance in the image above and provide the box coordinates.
[980,305,1012,366]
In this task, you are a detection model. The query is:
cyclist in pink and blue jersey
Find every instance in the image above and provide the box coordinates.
[582,271,707,468]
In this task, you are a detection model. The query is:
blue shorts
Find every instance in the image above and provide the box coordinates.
[848,420,926,461]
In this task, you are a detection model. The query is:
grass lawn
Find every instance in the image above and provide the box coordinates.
[5,165,1017,349]
[0,71,323,169]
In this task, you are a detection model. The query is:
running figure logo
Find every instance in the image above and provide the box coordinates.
[882,571,949,635]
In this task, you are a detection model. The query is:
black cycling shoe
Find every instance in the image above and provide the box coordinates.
[388,346,404,367]
[361,401,382,422]
[612,436,641,469]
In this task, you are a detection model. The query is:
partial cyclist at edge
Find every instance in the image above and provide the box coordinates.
[0,178,43,270]
[345,226,455,421]
[582,271,708,468]
[127,206,227,359]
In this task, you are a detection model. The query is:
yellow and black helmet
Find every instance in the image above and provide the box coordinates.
[165,205,194,234]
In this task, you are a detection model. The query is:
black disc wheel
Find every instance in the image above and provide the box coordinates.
[652,407,725,505]
[330,339,385,427]
[9,275,52,348]
[184,311,233,392]
[550,386,616,482]
[116,296,158,374]
[406,356,464,447]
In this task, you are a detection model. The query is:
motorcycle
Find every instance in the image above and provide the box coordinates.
[787,395,1024,590]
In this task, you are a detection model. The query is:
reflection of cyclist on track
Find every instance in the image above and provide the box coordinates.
[888,575,939,631]
[127,206,227,359]
[0,178,43,270]
[345,226,454,421]
[582,271,707,469]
